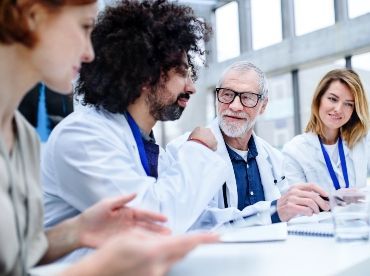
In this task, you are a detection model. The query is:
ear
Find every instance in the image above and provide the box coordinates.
[259,97,268,115]
[141,84,151,96]
[24,3,48,32]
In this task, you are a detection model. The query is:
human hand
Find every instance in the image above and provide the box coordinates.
[74,194,170,248]
[276,183,330,222]
[188,127,217,151]
[62,229,219,276]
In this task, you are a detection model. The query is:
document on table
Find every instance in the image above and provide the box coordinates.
[287,211,332,225]
[218,222,288,243]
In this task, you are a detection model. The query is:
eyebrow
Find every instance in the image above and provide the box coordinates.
[328,92,354,102]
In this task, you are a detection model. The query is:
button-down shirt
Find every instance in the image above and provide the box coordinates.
[226,136,265,211]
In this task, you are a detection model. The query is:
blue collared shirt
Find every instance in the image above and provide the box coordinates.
[226,136,281,223]
[141,130,159,178]
[226,136,265,210]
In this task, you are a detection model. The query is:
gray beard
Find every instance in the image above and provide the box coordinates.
[218,115,256,138]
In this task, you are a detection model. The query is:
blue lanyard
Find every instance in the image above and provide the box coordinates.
[125,112,150,176]
[319,136,349,190]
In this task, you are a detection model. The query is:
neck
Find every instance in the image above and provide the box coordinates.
[321,127,339,145]
[0,44,39,130]
[222,129,253,151]
[126,93,156,135]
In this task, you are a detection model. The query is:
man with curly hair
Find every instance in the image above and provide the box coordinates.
[41,0,227,261]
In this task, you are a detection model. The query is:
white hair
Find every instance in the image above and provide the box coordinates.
[217,61,269,97]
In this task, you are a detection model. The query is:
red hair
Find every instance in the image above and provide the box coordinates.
[0,0,96,47]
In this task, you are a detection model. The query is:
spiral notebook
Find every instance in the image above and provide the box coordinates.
[287,223,334,237]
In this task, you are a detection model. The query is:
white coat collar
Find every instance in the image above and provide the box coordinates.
[303,132,366,187]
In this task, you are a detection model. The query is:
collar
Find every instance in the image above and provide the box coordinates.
[140,129,156,143]
[227,136,258,161]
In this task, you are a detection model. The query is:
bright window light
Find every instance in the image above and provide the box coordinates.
[215,1,240,62]
[294,0,335,36]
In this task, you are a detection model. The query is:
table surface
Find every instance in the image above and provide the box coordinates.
[169,234,370,276]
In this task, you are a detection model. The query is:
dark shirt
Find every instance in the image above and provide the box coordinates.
[226,136,265,210]
[141,131,159,178]
[226,136,281,223]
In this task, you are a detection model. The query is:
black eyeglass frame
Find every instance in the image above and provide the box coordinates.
[215,87,264,108]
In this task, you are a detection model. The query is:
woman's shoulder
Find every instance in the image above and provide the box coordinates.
[283,132,317,152]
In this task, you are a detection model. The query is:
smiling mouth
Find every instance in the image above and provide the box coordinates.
[177,94,190,108]
[224,115,246,121]
[329,114,342,120]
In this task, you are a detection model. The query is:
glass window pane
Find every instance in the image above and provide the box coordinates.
[352,52,370,104]
[255,74,294,149]
[348,0,370,18]
[215,1,240,62]
[298,59,346,131]
[294,0,335,36]
[251,0,282,50]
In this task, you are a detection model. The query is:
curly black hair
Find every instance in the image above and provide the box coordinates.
[75,0,211,114]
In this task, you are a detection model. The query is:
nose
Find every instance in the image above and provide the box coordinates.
[334,102,344,113]
[185,77,196,95]
[228,94,244,111]
[82,40,95,63]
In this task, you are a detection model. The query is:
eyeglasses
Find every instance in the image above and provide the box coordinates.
[215,87,264,108]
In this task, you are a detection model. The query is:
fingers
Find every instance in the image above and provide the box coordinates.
[292,183,329,197]
[287,185,330,212]
[160,233,219,262]
[108,193,137,210]
[135,221,171,235]
[133,209,168,223]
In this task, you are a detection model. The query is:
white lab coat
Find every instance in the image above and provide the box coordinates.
[167,119,286,230]
[282,132,370,192]
[42,108,227,236]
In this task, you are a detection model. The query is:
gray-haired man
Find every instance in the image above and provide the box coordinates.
[169,61,330,230]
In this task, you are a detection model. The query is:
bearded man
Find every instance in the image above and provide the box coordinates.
[41,0,227,260]
[169,61,330,230]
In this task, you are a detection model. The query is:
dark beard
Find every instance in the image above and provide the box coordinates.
[149,92,190,121]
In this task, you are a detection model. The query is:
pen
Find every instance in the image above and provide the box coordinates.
[274,176,285,184]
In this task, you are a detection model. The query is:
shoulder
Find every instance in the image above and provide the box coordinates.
[253,133,282,158]
[46,108,131,156]
[52,108,127,139]
[282,132,316,153]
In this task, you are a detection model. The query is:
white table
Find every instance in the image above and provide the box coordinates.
[169,235,370,276]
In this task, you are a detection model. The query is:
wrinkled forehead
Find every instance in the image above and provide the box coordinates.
[220,69,261,94]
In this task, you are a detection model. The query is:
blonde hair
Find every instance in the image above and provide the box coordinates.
[305,69,369,148]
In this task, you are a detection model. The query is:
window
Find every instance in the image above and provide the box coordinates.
[255,73,294,149]
[215,1,240,62]
[348,0,370,18]
[294,0,335,36]
[352,52,370,102]
[251,0,282,49]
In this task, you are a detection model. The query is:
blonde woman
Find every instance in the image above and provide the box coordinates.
[0,0,216,275]
[282,69,370,192]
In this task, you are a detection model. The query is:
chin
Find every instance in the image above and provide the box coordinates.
[44,79,73,95]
